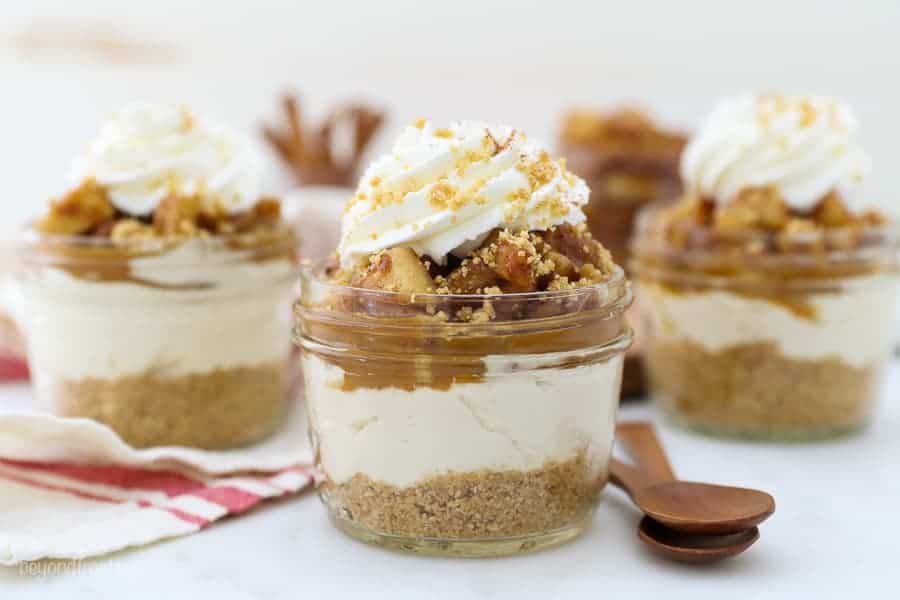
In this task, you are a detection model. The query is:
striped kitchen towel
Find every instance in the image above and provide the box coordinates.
[0,391,318,566]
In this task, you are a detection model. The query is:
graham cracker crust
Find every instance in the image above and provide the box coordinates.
[647,339,880,438]
[51,361,288,448]
[322,453,600,540]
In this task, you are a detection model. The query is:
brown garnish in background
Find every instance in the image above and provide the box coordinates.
[262,93,385,186]
[560,107,687,166]
[558,106,687,267]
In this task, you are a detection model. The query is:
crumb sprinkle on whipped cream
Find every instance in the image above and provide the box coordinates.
[681,93,871,213]
[69,101,263,216]
[337,120,589,267]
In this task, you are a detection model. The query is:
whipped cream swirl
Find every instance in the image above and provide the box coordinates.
[70,102,263,216]
[681,94,871,213]
[338,120,589,266]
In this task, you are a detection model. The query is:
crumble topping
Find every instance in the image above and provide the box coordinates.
[350,129,503,217]
[647,188,887,255]
[755,93,845,132]
[386,151,574,231]
[427,182,460,210]
[36,178,285,241]
[336,223,615,301]
[516,151,557,189]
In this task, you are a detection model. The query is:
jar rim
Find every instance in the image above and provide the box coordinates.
[295,256,633,332]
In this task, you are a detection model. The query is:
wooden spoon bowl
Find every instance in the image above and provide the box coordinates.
[634,479,775,535]
[609,454,775,536]
[638,517,760,564]
[638,517,759,564]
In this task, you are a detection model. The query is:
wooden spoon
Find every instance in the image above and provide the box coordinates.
[611,424,776,536]
[638,517,761,564]
[610,423,774,562]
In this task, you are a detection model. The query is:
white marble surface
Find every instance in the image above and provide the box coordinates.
[1,360,897,599]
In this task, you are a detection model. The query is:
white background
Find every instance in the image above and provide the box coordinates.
[1,0,899,223]
[1,1,899,597]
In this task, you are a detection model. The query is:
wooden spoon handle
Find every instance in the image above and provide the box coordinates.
[616,422,676,481]
[608,457,661,500]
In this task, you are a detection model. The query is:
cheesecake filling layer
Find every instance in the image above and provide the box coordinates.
[17,242,296,380]
[640,277,897,369]
[303,352,622,488]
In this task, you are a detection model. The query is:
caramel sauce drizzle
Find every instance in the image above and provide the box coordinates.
[300,306,628,392]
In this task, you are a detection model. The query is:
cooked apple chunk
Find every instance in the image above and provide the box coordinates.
[443,258,500,294]
[36,179,116,235]
[351,247,435,293]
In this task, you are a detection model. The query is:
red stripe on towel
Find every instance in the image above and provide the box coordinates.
[135,500,209,526]
[0,468,208,526]
[0,355,29,381]
[190,486,261,514]
[0,459,205,496]
[0,467,120,504]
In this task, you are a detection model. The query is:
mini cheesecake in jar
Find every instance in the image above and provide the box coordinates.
[634,94,899,440]
[296,120,633,556]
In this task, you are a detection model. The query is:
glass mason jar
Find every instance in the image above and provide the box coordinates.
[632,206,899,441]
[294,260,633,557]
[10,226,299,449]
